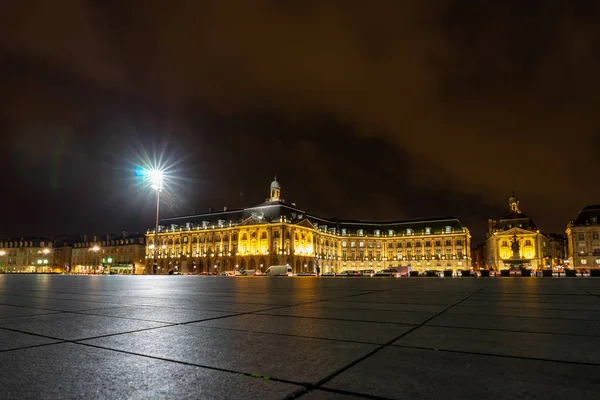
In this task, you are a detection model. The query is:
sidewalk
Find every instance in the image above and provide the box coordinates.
[1,275,599,399]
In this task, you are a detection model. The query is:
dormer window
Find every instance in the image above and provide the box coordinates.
[406,229,413,236]
[425,227,431,235]
[388,230,394,237]
[374,230,381,237]
[357,229,364,236]
[445,226,452,234]
[341,229,347,236]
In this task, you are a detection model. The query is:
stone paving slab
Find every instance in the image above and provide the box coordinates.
[324,346,600,400]
[0,342,301,400]
[0,328,60,351]
[427,312,600,337]
[78,305,235,324]
[82,324,379,384]
[257,304,436,325]
[393,325,600,364]
[446,304,600,320]
[0,275,599,399]
[0,312,169,341]
[0,304,60,319]
[192,313,413,344]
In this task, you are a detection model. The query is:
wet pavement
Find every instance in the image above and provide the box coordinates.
[1,275,599,399]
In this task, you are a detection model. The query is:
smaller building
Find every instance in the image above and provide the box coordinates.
[71,232,146,274]
[566,205,600,270]
[485,193,551,270]
[0,238,58,273]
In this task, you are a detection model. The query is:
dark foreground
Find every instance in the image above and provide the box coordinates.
[1,276,599,399]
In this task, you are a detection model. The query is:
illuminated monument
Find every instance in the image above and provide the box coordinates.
[485,192,550,270]
[144,178,472,274]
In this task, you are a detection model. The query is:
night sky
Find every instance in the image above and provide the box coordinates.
[2,1,600,244]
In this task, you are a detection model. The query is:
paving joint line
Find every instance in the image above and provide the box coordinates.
[582,290,600,300]
[287,286,488,400]
[254,312,421,326]
[424,323,600,338]
[181,324,394,346]
[393,344,600,367]
[74,341,307,388]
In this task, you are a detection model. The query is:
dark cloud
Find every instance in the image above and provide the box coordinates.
[1,0,599,242]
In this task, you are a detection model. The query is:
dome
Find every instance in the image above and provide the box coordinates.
[509,195,518,203]
[270,176,280,189]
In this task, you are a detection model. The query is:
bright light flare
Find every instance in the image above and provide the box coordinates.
[147,168,164,191]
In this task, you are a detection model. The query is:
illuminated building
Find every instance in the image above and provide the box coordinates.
[485,193,554,270]
[145,178,472,274]
[566,205,600,270]
[71,233,146,274]
[0,238,57,273]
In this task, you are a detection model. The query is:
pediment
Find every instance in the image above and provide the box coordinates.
[295,218,316,229]
[497,227,538,236]
[238,216,266,226]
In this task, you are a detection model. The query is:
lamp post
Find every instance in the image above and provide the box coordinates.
[0,250,5,273]
[148,169,164,275]
[90,245,100,274]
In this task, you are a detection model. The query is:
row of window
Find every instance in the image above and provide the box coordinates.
[342,240,463,248]
[577,232,600,241]
[73,238,144,248]
[501,240,533,247]
[340,226,455,236]
[578,259,600,265]
[1,241,51,248]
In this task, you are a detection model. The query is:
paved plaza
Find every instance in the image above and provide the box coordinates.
[1,275,599,399]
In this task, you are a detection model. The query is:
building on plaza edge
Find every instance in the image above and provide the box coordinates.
[485,192,560,270]
[70,232,146,274]
[566,205,600,270]
[145,178,472,274]
[0,237,58,273]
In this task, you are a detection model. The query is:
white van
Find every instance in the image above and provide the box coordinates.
[264,265,293,276]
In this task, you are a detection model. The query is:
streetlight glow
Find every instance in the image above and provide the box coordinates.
[147,168,164,191]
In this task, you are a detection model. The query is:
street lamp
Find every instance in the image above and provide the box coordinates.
[146,168,164,275]
[0,250,5,272]
[89,245,100,274]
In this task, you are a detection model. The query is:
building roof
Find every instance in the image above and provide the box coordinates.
[572,205,600,226]
[159,200,467,236]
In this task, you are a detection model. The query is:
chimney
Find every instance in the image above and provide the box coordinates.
[224,206,228,212]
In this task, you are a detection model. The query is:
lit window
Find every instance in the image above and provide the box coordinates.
[596,259,600,265]
[445,226,452,233]
[581,259,587,265]
[406,229,413,236]
[425,227,431,234]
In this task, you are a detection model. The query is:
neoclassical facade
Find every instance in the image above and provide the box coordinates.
[0,238,57,273]
[145,179,472,274]
[485,193,555,270]
[566,205,600,270]
[71,233,146,274]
